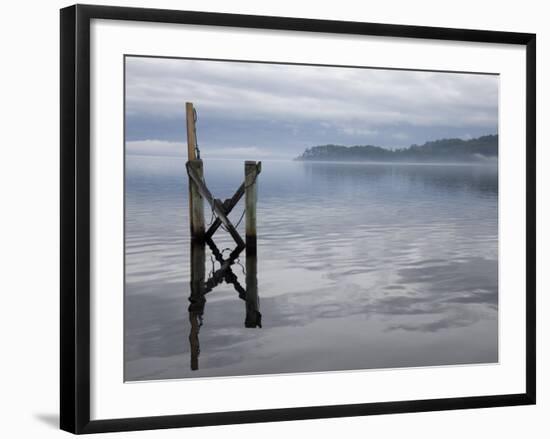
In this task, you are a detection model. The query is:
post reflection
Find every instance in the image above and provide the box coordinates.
[188,238,261,371]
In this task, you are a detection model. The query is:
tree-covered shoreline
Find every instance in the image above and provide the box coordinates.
[295,134,498,163]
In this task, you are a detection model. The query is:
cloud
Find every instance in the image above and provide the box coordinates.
[339,126,378,137]
[126,140,184,157]
[125,56,498,156]
[126,140,276,160]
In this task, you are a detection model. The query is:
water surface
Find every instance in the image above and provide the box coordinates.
[125,157,498,381]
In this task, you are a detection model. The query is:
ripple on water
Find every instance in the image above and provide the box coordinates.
[125,158,498,380]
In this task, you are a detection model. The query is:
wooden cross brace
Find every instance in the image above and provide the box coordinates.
[186,159,261,251]
[186,160,246,249]
[206,183,244,240]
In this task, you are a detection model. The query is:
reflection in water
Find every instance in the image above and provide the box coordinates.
[188,238,261,371]
[301,161,498,196]
[125,158,498,381]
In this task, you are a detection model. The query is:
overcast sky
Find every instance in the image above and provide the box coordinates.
[125,56,498,160]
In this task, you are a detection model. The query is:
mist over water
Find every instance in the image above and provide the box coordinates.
[124,156,498,381]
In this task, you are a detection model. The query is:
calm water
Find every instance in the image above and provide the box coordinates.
[125,157,498,381]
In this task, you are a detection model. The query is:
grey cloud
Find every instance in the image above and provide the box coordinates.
[125,56,498,157]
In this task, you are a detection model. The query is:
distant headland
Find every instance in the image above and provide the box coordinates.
[295,134,498,163]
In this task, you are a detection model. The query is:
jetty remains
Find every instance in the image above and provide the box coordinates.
[184,102,262,371]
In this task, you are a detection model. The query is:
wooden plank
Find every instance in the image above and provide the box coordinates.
[205,182,245,238]
[187,161,245,248]
[187,161,214,204]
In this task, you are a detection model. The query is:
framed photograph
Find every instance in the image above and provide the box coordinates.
[60,4,536,434]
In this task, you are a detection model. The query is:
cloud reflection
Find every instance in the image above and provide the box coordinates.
[125,159,498,380]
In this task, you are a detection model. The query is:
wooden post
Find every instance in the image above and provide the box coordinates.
[186,102,204,240]
[186,102,204,370]
[244,161,261,326]
[245,161,261,256]
[188,160,205,241]
[186,102,197,161]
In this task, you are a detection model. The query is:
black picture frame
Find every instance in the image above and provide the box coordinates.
[60,4,536,434]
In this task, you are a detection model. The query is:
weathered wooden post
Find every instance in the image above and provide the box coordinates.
[188,160,205,241]
[245,161,261,256]
[244,161,261,327]
[186,102,204,241]
[186,102,205,370]
[186,102,198,159]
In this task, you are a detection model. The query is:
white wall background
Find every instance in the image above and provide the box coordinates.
[0,0,546,437]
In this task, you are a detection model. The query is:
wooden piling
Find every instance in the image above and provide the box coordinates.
[188,159,205,241]
[186,102,204,240]
[186,102,197,160]
[186,102,204,370]
[245,161,261,256]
